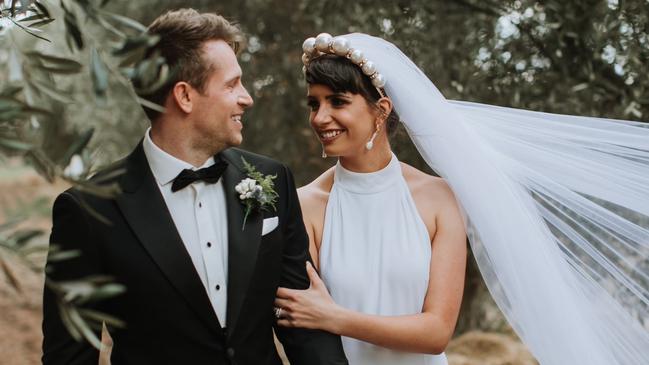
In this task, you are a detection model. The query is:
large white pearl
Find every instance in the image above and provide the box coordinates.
[332,37,350,56]
[315,33,333,52]
[372,73,386,88]
[361,61,376,76]
[350,49,364,64]
[301,53,310,65]
[302,37,316,54]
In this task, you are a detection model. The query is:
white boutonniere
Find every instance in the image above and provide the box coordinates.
[235,157,278,230]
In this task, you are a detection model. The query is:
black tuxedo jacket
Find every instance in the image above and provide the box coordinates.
[42,144,347,365]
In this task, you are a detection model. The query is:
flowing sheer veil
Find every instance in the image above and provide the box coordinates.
[344,33,649,364]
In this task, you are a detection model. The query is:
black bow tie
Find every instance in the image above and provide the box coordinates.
[171,159,228,192]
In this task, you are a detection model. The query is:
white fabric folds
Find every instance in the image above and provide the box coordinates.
[319,154,447,365]
[344,33,649,365]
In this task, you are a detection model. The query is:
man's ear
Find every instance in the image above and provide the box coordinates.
[172,82,193,114]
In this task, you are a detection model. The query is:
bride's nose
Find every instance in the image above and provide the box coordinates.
[311,106,332,126]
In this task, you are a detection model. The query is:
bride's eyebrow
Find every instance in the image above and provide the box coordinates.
[326,93,351,100]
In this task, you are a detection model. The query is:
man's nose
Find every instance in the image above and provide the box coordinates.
[238,87,254,108]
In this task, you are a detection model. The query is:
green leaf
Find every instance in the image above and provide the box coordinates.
[134,63,170,95]
[78,308,125,328]
[26,51,83,74]
[47,249,81,262]
[7,17,51,42]
[72,193,113,225]
[27,78,75,104]
[113,34,158,57]
[18,244,49,256]
[134,54,165,82]
[0,97,53,119]
[94,13,126,38]
[37,65,82,75]
[27,51,83,71]
[90,48,109,99]
[26,18,55,28]
[62,128,94,166]
[136,96,165,113]
[0,256,21,292]
[63,6,84,50]
[34,1,51,19]
[88,167,125,184]
[0,97,21,110]
[67,305,102,349]
[58,303,83,342]
[0,138,32,151]
[25,150,56,182]
[9,229,43,246]
[19,13,49,23]
[78,283,126,304]
[101,11,147,33]
[0,84,22,98]
[0,217,24,231]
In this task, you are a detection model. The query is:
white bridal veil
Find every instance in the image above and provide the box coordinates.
[345,33,649,365]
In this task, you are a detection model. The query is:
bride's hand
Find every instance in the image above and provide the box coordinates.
[275,261,344,334]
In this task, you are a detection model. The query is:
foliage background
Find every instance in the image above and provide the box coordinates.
[0,0,648,361]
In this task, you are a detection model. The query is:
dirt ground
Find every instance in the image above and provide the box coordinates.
[0,166,537,365]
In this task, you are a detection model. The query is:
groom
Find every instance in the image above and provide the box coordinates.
[42,8,347,365]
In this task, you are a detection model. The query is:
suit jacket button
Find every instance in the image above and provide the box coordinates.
[226,347,235,359]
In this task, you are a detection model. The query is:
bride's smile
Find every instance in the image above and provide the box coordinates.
[307,84,381,157]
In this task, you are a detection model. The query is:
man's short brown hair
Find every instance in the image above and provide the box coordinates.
[141,8,245,121]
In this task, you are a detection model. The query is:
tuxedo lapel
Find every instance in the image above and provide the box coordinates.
[115,143,222,335]
[221,149,262,335]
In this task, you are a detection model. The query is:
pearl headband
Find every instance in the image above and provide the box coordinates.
[302,33,386,97]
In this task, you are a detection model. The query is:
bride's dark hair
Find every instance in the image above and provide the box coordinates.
[304,55,400,136]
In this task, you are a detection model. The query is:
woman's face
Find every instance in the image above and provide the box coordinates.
[307,83,377,157]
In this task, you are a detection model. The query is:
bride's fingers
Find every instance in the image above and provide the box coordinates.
[276,286,297,298]
[277,318,294,327]
[306,261,324,289]
[277,317,312,329]
[274,297,291,308]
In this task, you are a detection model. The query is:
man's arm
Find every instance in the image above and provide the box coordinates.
[273,165,348,365]
[42,192,101,365]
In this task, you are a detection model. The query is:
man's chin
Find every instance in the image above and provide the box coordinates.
[231,134,243,147]
[224,134,243,149]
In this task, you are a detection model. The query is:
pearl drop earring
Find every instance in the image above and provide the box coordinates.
[365,124,381,150]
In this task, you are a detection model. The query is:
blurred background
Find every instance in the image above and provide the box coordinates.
[1,0,648,364]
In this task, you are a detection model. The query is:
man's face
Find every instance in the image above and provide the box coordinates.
[191,39,253,153]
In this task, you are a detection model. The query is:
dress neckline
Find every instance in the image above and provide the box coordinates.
[334,153,402,194]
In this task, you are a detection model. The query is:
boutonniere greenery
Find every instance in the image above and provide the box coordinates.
[235,157,278,230]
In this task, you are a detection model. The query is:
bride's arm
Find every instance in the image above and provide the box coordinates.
[296,186,320,269]
[276,184,467,354]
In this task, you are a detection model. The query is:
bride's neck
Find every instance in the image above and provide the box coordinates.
[339,142,393,173]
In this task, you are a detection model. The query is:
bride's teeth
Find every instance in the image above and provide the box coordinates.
[321,130,342,138]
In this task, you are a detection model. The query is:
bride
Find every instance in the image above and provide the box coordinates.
[275,33,649,365]
[276,45,466,365]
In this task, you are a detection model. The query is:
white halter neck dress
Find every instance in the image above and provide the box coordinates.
[319,154,448,365]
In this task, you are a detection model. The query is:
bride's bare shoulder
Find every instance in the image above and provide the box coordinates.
[297,166,335,209]
[400,163,456,204]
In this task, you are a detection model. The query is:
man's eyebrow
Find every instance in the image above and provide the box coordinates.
[224,74,241,84]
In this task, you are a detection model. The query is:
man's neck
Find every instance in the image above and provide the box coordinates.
[149,126,223,168]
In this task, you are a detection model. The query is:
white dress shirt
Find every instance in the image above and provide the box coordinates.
[142,128,229,327]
